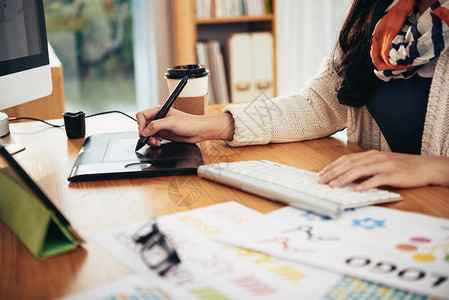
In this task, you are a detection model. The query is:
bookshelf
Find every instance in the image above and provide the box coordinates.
[171,0,277,101]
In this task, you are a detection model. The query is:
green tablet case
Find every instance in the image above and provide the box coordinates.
[0,147,82,259]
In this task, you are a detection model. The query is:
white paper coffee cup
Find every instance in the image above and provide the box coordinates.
[165,64,209,96]
[165,64,210,115]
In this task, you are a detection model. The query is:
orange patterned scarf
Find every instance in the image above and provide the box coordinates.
[371,0,449,81]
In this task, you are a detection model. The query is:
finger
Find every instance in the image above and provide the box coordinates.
[158,131,199,144]
[355,168,425,191]
[140,106,162,120]
[319,150,379,176]
[319,155,357,178]
[136,112,148,135]
[148,136,162,147]
[354,173,393,191]
[318,156,362,184]
[145,117,177,138]
[136,106,162,135]
[318,151,380,184]
[328,161,385,188]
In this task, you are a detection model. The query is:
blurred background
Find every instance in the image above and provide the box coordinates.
[43,0,349,115]
[44,0,136,114]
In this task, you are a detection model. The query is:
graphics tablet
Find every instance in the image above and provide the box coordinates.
[68,131,204,182]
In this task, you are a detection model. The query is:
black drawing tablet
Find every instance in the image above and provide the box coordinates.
[68,131,204,181]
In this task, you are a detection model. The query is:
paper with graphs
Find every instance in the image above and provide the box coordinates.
[217,205,449,299]
[64,202,442,299]
[70,202,339,299]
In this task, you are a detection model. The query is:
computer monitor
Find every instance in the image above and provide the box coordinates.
[0,0,53,136]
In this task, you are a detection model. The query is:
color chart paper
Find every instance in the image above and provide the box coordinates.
[218,205,449,298]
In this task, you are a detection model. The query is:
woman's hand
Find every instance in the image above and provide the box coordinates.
[136,107,235,147]
[317,150,449,191]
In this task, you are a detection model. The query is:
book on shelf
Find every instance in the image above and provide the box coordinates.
[197,32,274,104]
[196,42,215,104]
[196,40,230,104]
[195,0,271,19]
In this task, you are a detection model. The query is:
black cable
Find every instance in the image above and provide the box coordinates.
[8,110,137,127]
[8,117,64,127]
[85,110,136,122]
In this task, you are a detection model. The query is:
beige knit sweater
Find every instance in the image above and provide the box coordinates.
[224,51,449,157]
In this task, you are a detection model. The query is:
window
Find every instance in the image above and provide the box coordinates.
[44,0,137,113]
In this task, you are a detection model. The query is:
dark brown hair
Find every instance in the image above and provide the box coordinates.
[333,0,393,107]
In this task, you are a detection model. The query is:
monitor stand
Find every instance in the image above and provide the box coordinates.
[4,144,26,155]
[0,112,9,137]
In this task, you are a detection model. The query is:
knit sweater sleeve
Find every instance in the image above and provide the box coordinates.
[223,57,348,147]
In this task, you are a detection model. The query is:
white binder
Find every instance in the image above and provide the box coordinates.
[228,33,253,102]
[253,32,274,100]
[228,32,274,102]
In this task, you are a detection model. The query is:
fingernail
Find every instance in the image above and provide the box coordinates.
[354,184,364,192]
[142,128,151,136]
[329,179,339,188]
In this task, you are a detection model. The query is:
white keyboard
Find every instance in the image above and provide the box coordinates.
[197,160,403,218]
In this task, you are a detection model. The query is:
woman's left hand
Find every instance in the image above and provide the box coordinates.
[317,150,449,191]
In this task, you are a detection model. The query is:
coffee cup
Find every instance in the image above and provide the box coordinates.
[165,64,209,115]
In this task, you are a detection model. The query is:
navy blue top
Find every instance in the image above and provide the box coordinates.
[366,75,432,154]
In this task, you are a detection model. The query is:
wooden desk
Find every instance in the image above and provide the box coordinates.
[1,107,448,299]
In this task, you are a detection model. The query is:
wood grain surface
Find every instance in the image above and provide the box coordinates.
[0,105,448,299]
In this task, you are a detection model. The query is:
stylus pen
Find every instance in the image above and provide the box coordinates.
[135,75,189,152]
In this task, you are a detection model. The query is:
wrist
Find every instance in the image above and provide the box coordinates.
[426,156,449,186]
[201,113,235,141]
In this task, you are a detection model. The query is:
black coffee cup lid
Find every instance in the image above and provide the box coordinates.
[165,64,209,79]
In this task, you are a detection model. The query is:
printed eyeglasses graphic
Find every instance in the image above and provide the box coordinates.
[132,219,181,276]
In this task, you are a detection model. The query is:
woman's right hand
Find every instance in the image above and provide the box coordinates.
[136,107,235,147]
